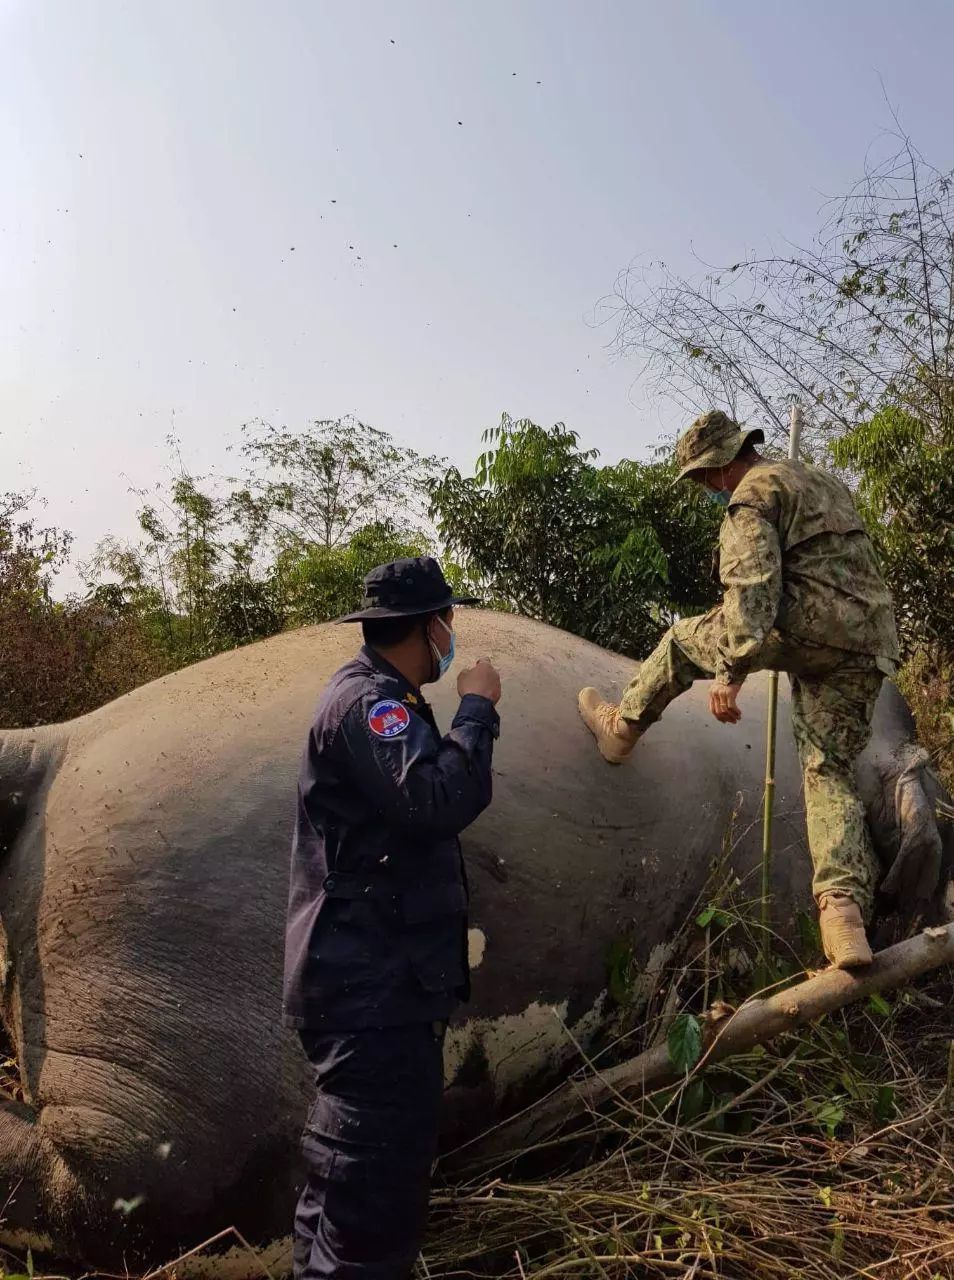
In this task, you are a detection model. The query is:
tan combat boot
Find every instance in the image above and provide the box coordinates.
[818,894,873,970]
[578,688,641,765]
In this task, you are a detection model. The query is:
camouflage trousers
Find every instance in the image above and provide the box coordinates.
[619,608,885,916]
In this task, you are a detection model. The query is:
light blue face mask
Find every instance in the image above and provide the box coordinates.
[430,617,456,679]
[706,468,732,507]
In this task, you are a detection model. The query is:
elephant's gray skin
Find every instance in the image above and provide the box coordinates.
[0,612,948,1273]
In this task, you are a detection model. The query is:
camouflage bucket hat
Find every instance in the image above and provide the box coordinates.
[673,410,765,483]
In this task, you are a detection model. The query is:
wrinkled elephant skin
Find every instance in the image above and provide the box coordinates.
[0,612,948,1270]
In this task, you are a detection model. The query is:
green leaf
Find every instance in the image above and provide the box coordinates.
[814,1099,845,1138]
[606,939,632,1006]
[696,905,732,930]
[831,1220,846,1260]
[679,1078,707,1121]
[839,1070,863,1100]
[796,909,821,956]
[875,1084,897,1123]
[667,1012,703,1073]
[867,993,891,1018]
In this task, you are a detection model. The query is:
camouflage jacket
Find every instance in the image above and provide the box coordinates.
[715,459,899,685]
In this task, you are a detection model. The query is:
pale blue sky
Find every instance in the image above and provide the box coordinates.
[2,0,952,582]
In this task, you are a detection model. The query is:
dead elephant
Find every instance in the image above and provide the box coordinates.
[0,611,949,1271]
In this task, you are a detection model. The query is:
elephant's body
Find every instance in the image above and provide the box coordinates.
[0,612,948,1271]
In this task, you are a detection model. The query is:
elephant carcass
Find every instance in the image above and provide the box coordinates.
[0,611,948,1271]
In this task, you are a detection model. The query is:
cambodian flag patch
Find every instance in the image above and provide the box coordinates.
[368,699,412,739]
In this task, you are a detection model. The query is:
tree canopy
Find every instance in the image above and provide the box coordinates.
[430,414,721,657]
[608,136,953,459]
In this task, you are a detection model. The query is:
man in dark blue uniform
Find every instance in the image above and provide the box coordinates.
[283,556,502,1280]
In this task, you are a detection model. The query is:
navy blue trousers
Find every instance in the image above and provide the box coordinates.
[294,1024,446,1280]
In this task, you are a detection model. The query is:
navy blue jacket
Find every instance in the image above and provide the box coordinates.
[282,645,499,1030]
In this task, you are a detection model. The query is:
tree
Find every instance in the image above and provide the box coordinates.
[205,575,285,652]
[0,493,164,727]
[598,452,724,618]
[430,415,720,657]
[84,420,449,667]
[85,445,285,663]
[275,520,432,629]
[0,491,71,604]
[830,405,953,654]
[87,475,232,665]
[229,416,442,555]
[432,417,604,625]
[607,134,954,460]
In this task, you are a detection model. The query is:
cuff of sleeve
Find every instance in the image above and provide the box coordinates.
[715,664,747,687]
[454,694,501,738]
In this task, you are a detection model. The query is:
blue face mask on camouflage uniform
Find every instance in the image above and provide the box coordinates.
[706,466,732,507]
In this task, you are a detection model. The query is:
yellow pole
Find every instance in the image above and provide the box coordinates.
[760,404,802,984]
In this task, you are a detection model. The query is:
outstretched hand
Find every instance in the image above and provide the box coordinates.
[709,681,743,724]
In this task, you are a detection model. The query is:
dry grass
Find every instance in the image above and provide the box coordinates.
[425,1025,954,1277]
[7,999,954,1280]
[423,886,954,1280]
[5,887,952,1280]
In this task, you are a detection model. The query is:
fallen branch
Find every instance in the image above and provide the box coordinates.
[139,1225,277,1280]
[451,923,954,1172]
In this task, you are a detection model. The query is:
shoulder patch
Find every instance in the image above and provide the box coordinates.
[368,699,412,739]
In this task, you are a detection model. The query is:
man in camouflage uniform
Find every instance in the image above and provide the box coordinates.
[579,410,900,969]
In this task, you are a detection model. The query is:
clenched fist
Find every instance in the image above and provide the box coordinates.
[709,681,743,724]
[458,658,502,706]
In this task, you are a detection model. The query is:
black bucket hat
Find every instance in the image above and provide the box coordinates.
[337,556,479,622]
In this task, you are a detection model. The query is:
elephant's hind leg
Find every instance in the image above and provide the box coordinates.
[0,1096,83,1258]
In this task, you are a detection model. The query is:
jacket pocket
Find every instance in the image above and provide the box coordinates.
[309,899,376,973]
[400,882,467,926]
[400,882,467,993]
